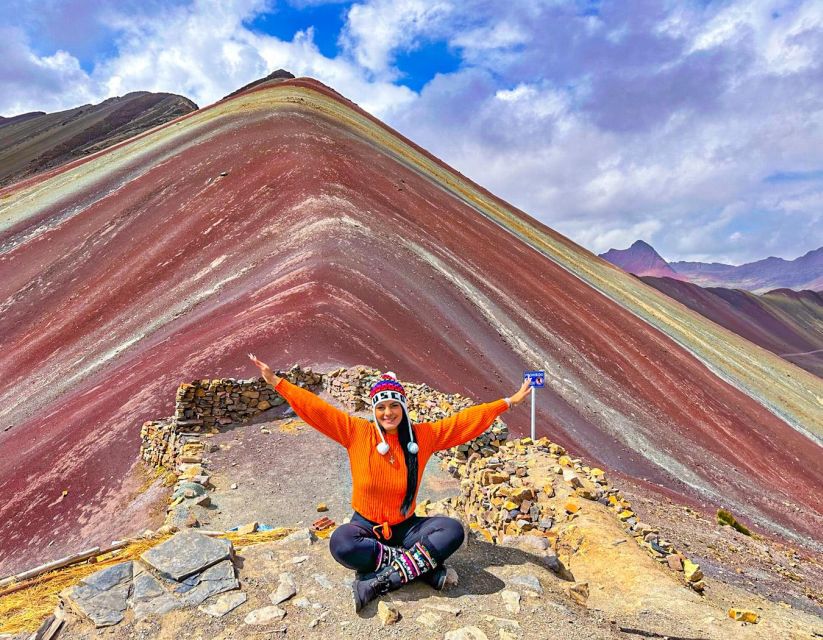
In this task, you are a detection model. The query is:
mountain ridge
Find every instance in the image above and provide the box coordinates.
[0,91,198,188]
[600,241,823,293]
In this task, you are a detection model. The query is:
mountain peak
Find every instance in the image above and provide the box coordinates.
[599,240,683,279]
[221,69,297,101]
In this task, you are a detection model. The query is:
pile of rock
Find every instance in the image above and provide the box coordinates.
[174,365,322,433]
[325,366,378,410]
[138,418,176,468]
[138,367,324,530]
[61,531,242,628]
[443,437,559,544]
[438,435,705,593]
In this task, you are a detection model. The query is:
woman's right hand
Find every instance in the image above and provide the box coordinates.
[248,353,281,387]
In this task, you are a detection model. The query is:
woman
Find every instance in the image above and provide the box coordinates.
[249,354,531,612]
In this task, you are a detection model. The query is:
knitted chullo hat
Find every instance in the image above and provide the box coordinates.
[369,372,418,455]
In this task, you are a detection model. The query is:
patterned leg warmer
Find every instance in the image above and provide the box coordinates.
[374,542,404,572]
[391,541,438,584]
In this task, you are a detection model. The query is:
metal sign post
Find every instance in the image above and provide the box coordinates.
[524,370,545,441]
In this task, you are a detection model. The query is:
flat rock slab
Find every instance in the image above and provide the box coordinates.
[62,561,133,628]
[130,567,181,620]
[199,590,247,617]
[244,605,286,625]
[141,530,232,581]
[179,559,239,607]
[82,562,132,592]
[508,573,543,595]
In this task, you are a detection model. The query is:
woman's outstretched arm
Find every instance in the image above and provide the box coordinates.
[429,378,532,451]
[248,354,354,447]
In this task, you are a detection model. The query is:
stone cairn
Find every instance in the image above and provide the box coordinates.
[433,435,706,593]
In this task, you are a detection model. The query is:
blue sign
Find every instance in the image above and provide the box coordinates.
[524,370,545,387]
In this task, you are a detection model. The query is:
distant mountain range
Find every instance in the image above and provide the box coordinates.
[0,91,197,187]
[600,240,822,293]
[600,240,823,377]
[640,277,823,377]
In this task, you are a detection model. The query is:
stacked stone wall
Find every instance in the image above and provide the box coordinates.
[436,435,705,592]
[139,366,323,469]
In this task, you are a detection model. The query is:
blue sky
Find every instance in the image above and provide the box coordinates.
[1,0,822,264]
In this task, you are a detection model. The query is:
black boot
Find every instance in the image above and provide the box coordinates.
[352,563,405,612]
[420,564,449,590]
[353,541,440,611]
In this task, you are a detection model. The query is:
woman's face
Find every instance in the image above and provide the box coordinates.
[375,400,403,432]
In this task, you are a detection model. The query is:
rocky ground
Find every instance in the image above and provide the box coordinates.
[5,395,822,640]
[617,479,823,616]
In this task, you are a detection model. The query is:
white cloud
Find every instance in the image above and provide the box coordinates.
[0,0,414,120]
[340,0,454,78]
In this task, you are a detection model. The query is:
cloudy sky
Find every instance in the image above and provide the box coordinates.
[2,0,822,264]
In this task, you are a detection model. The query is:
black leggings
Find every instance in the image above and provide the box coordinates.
[329,512,465,573]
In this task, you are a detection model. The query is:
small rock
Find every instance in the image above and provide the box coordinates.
[416,610,440,628]
[501,589,521,614]
[562,468,583,489]
[728,608,759,623]
[236,521,258,535]
[194,495,211,508]
[199,591,247,617]
[316,503,328,512]
[500,630,517,640]
[445,626,489,640]
[484,615,520,629]
[568,582,589,606]
[542,552,562,574]
[230,483,238,490]
[293,597,311,608]
[444,566,460,588]
[291,555,309,564]
[508,574,543,596]
[278,528,315,547]
[666,554,684,571]
[309,610,329,627]
[564,502,580,514]
[270,573,297,604]
[378,601,401,625]
[313,573,334,589]
[244,605,286,625]
[683,559,704,582]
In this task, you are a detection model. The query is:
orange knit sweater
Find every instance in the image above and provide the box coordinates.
[275,379,508,532]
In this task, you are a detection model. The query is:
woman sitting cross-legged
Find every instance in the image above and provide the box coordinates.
[249,355,531,612]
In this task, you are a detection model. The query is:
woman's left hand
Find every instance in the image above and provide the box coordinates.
[508,378,533,407]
